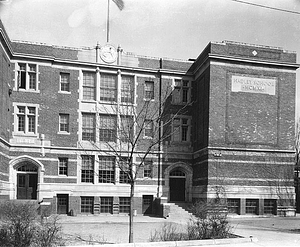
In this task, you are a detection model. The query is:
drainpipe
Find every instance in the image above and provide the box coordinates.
[157,58,163,198]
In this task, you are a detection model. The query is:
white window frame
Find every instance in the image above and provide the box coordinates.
[58,113,70,134]
[59,72,71,93]
[172,78,191,104]
[15,63,39,92]
[58,157,68,176]
[172,116,191,142]
[144,81,154,100]
[13,103,39,136]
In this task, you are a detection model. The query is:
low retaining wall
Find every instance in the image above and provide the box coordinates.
[64,236,257,247]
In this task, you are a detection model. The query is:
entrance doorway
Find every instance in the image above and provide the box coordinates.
[17,163,38,200]
[169,169,186,202]
[57,194,69,214]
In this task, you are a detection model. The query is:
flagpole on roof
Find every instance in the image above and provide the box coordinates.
[106,0,110,43]
[106,0,124,44]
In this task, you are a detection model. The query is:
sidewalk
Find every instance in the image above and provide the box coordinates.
[59,214,300,246]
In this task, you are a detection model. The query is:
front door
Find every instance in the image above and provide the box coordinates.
[17,174,37,199]
[169,177,185,201]
[57,194,69,214]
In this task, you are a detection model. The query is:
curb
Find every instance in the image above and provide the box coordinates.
[64,236,258,247]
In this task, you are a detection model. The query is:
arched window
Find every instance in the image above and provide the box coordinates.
[170,169,185,177]
[17,163,38,172]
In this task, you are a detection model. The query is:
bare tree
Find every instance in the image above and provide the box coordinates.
[79,84,190,243]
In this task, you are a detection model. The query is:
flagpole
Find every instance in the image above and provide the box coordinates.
[106,0,110,43]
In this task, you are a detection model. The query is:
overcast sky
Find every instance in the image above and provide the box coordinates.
[1,0,300,113]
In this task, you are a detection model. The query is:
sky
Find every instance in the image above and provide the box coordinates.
[0,0,300,112]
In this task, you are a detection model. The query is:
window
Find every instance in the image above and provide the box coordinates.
[120,116,133,142]
[82,113,95,141]
[144,120,153,138]
[59,114,69,133]
[121,75,134,103]
[100,74,117,102]
[100,197,113,214]
[58,158,68,175]
[17,63,37,90]
[143,160,153,178]
[227,199,240,214]
[60,73,70,92]
[16,105,37,134]
[172,79,190,104]
[173,117,190,142]
[81,197,94,214]
[119,158,130,184]
[81,155,94,183]
[83,72,96,100]
[246,199,258,214]
[144,81,154,100]
[99,156,115,183]
[264,199,276,215]
[99,115,117,142]
[119,197,130,214]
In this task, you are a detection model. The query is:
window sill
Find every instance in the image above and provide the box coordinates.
[143,136,154,140]
[12,132,38,138]
[58,91,71,94]
[57,131,70,135]
[81,99,97,103]
[143,98,155,102]
[14,88,40,93]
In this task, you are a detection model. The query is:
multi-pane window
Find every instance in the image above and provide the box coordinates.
[81,155,94,183]
[100,197,113,214]
[99,156,115,183]
[81,197,94,214]
[60,73,70,92]
[143,160,153,178]
[17,63,37,90]
[173,118,190,142]
[119,158,130,184]
[99,115,117,142]
[120,116,133,142]
[144,120,153,138]
[246,199,258,214]
[121,75,134,103]
[58,157,68,175]
[100,74,117,102]
[59,114,69,133]
[119,197,130,214]
[83,72,96,100]
[144,81,154,100]
[227,199,240,214]
[264,199,276,215]
[172,79,190,104]
[17,106,37,134]
[82,113,95,141]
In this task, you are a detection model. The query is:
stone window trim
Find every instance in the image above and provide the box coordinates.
[58,157,68,176]
[12,103,39,137]
[59,72,71,93]
[144,81,155,101]
[14,62,40,92]
[171,115,192,143]
[144,119,154,139]
[172,78,191,105]
[58,113,70,134]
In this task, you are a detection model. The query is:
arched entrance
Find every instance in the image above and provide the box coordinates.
[16,163,38,199]
[169,169,186,202]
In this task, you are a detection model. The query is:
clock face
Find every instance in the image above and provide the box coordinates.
[100,44,117,63]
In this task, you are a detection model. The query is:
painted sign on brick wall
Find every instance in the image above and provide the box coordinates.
[231,75,276,95]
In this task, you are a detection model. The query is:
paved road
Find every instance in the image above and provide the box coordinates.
[59,214,300,246]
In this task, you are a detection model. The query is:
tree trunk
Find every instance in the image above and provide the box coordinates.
[129,181,134,243]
